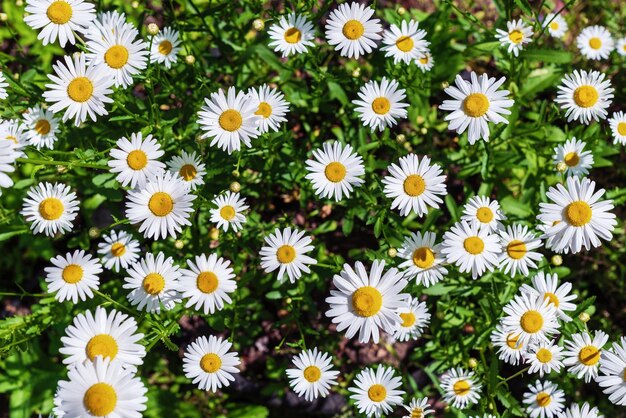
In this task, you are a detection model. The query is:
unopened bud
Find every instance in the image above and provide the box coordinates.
[209,227,219,240]
[230,181,241,193]
[387,248,397,258]
[556,162,567,173]
[174,239,184,249]
[468,358,478,368]
[352,68,361,78]
[131,1,139,8]
[441,81,449,89]
[579,312,591,323]
[232,170,240,178]
[253,19,265,31]
[88,227,100,239]
[185,55,195,65]
[397,6,406,15]
[551,254,563,266]
[0,13,8,22]
[147,23,159,36]
[396,134,406,144]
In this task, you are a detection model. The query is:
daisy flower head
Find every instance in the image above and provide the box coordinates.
[125,171,197,240]
[501,292,560,345]
[537,176,616,254]
[123,252,182,313]
[97,229,140,272]
[56,356,147,418]
[553,137,593,177]
[440,221,501,280]
[267,13,315,57]
[617,37,626,57]
[260,227,317,284]
[43,53,114,126]
[416,50,434,72]
[209,191,248,232]
[523,380,565,418]
[577,26,614,60]
[597,336,626,406]
[563,330,609,383]
[440,367,482,409]
[402,397,434,418]
[167,150,206,190]
[182,335,240,392]
[24,0,96,47]
[397,231,448,287]
[150,26,181,69]
[461,195,506,233]
[353,77,409,132]
[325,260,409,344]
[381,19,429,65]
[286,348,339,402]
[0,72,7,100]
[439,72,514,144]
[59,306,145,368]
[248,84,290,134]
[108,131,166,189]
[348,366,405,418]
[45,250,102,303]
[96,10,127,30]
[197,87,261,154]
[179,253,237,315]
[498,224,543,277]
[543,13,568,38]
[22,105,60,149]
[496,19,534,57]
[21,182,79,236]
[555,69,613,125]
[608,111,626,146]
[490,323,526,366]
[520,271,577,322]
[324,2,382,59]
[0,140,20,195]
[0,119,28,152]
[557,402,603,418]
[305,141,365,201]
[393,296,430,342]
[525,340,565,377]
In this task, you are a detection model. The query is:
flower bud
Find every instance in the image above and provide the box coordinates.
[551,254,563,266]
[556,162,567,173]
[352,68,361,78]
[397,6,406,15]
[88,227,100,239]
[468,358,478,369]
[147,23,160,36]
[185,55,196,65]
[387,248,397,258]
[253,19,265,31]
[396,134,406,144]
[209,227,219,240]
[174,239,184,249]
[579,312,590,323]
[230,181,241,193]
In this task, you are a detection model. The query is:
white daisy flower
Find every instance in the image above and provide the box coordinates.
[108,132,165,189]
[562,330,609,383]
[490,323,526,366]
[59,306,145,368]
[125,171,197,240]
[122,252,182,313]
[537,176,616,254]
[286,348,339,402]
[523,380,565,418]
[182,335,240,392]
[248,84,290,134]
[348,366,405,418]
[557,402,603,418]
[56,356,147,417]
[553,137,593,177]
[597,336,626,406]
[577,26,614,60]
[353,77,409,132]
[324,2,382,59]
[461,195,506,233]
[268,13,315,57]
[498,224,543,277]
[0,119,28,152]
[617,37,626,57]
[416,50,434,72]
[167,150,206,190]
[179,253,237,315]
[543,13,568,38]
[305,141,365,201]
[440,367,482,409]
[402,397,434,418]
[24,0,96,47]
[555,69,614,125]
[439,72,514,144]
[97,230,140,272]
[44,250,102,303]
[21,182,79,236]
[325,260,409,344]
[525,340,565,377]
[150,26,181,69]
[260,227,317,284]
[608,111,626,146]
[440,221,501,280]
[209,191,248,232]
[520,272,577,322]
[0,71,8,100]
[43,53,114,127]
[197,87,261,154]
[397,231,448,287]
[393,296,430,342]
[381,19,429,65]
[22,105,60,149]
[501,293,560,345]
[96,10,126,30]
[0,140,20,195]
[496,19,534,57]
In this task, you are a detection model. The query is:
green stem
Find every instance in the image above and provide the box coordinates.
[496,366,530,387]
[16,157,109,170]
[94,290,134,314]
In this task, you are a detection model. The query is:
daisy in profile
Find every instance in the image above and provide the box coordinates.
[197,87,260,154]
[381,20,429,65]
[520,272,577,322]
[501,293,559,345]
[324,2,382,59]
[382,154,447,217]
[490,323,525,365]
[0,72,7,99]
[44,53,115,126]
[523,380,565,418]
[348,366,404,418]
[597,337,626,405]
[24,0,96,47]
[248,84,290,134]
[617,37,626,56]
[167,150,206,190]
[305,141,365,201]
[543,13,568,38]
[440,221,501,280]
[108,132,165,189]
[59,306,145,368]
[97,230,140,272]
[608,111,626,146]
[21,182,79,236]
[498,224,543,277]
[0,140,20,196]
[268,13,315,57]
[440,367,482,409]
[439,72,514,144]
[416,50,434,72]
[393,297,430,342]
[558,403,603,418]
[209,191,248,232]
[402,398,433,418]
[182,335,240,392]
[125,171,196,240]
[353,77,409,132]
[537,176,616,254]
[397,231,448,287]
[45,250,102,303]
[525,340,564,377]
[150,27,181,69]
[22,105,59,149]
[179,253,237,315]
[577,26,614,60]
[555,69,613,125]
[0,119,27,152]
[56,356,147,417]
[562,330,609,383]
[286,348,339,402]
[553,137,593,177]
[123,252,182,313]
[496,19,534,57]
[461,195,506,233]
[325,260,409,344]
[260,227,317,283]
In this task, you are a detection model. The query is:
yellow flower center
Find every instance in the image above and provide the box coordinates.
[35,119,51,135]
[104,45,129,69]
[39,197,64,220]
[520,310,543,333]
[352,286,383,317]
[536,392,552,407]
[403,174,426,197]
[371,97,391,115]
[276,245,296,264]
[549,22,559,30]
[142,273,165,295]
[617,122,626,136]
[197,271,219,294]
[564,151,579,167]
[536,348,553,363]
[218,109,243,132]
[400,312,416,327]
[589,37,602,50]
[324,162,346,183]
[411,408,424,418]
[67,77,94,103]
[412,246,435,268]
[578,345,601,366]
[158,40,173,55]
[126,149,148,170]
[395,35,414,52]
[179,164,197,181]
[110,242,126,257]
[367,384,387,402]
[573,86,599,108]
[303,365,321,382]
[47,1,73,24]
[200,353,222,373]
[463,236,484,255]
[453,379,471,396]
[342,20,365,40]
[86,334,119,361]
[476,206,494,223]
[506,333,522,349]
[148,192,174,217]
[284,27,302,44]
[419,55,429,64]
[83,383,117,417]
[463,93,490,117]
[255,102,273,119]
[565,201,592,227]
[508,29,524,44]
[506,240,527,260]
[62,264,83,284]
[544,292,560,307]
[220,205,236,221]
